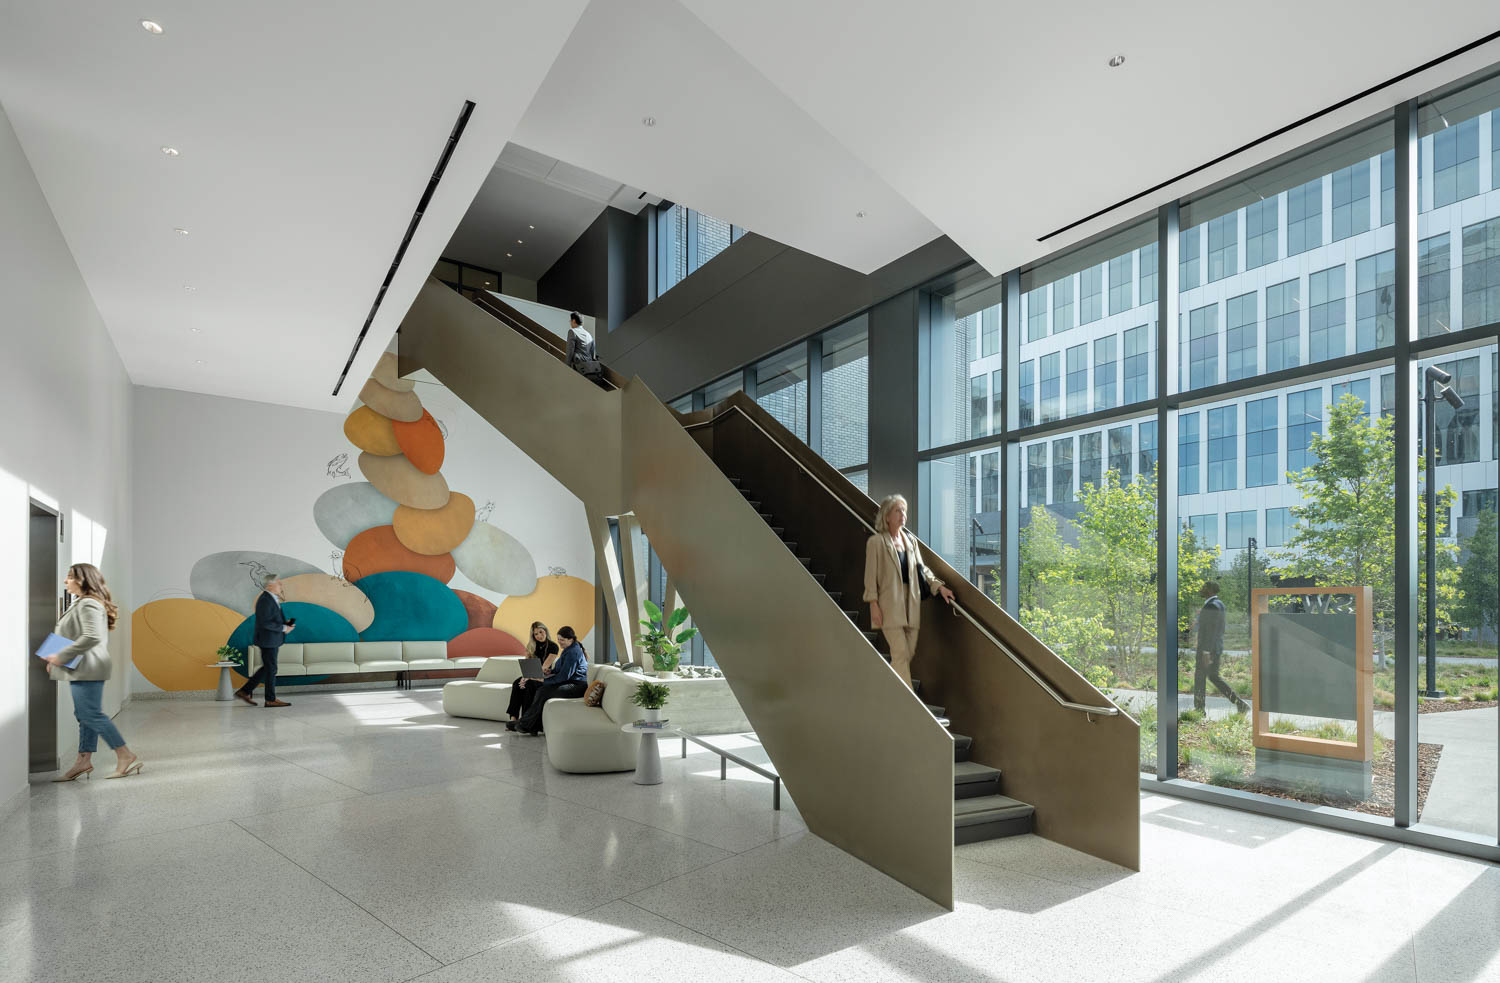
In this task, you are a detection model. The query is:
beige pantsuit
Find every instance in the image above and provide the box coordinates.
[863,529,944,690]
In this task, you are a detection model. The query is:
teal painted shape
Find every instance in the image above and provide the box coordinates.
[227,602,359,652]
[354,571,467,641]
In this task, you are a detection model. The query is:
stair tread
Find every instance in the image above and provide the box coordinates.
[923,703,945,717]
[953,795,1034,825]
[954,761,1003,783]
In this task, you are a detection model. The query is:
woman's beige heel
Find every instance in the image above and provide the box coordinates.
[106,759,143,779]
[51,766,93,782]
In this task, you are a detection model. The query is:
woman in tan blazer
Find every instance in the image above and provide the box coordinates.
[44,563,143,781]
[863,494,954,689]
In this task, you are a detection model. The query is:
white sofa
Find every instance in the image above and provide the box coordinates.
[543,665,645,773]
[541,665,753,774]
[247,640,493,684]
[440,656,526,720]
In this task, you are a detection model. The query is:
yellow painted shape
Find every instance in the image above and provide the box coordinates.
[493,574,595,644]
[131,598,246,692]
[344,406,402,456]
[393,492,475,556]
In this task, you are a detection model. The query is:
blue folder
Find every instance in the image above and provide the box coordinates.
[35,633,83,669]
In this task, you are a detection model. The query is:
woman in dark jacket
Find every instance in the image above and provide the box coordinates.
[506,621,559,729]
[45,563,143,780]
[516,625,589,735]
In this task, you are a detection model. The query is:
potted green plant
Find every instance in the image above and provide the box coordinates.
[636,599,699,678]
[630,680,672,725]
[217,644,247,675]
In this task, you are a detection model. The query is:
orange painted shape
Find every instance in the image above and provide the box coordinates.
[453,589,499,632]
[393,492,474,556]
[494,575,595,644]
[131,598,246,692]
[343,406,402,456]
[342,525,455,583]
[392,410,445,474]
[448,627,528,660]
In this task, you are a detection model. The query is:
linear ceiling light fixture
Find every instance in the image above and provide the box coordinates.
[332,99,475,397]
[1038,27,1500,243]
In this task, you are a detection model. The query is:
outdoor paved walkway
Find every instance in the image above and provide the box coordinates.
[1112,690,1496,837]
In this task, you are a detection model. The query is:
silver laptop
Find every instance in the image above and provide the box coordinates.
[517,657,545,680]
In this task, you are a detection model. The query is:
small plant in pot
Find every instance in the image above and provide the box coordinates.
[217,644,247,675]
[636,599,698,678]
[631,680,672,725]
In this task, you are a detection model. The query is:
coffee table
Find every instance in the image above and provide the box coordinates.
[206,661,240,701]
[620,722,681,785]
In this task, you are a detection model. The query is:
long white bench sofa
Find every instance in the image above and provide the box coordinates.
[247,641,490,684]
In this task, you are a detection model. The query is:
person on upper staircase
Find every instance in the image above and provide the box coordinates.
[862,494,954,690]
[565,312,609,388]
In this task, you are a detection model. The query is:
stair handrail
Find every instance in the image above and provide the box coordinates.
[469,291,629,391]
[684,402,1119,720]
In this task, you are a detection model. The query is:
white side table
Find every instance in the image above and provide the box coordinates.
[620,722,681,785]
[207,661,240,701]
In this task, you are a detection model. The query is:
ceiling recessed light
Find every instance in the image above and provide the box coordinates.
[642,116,656,127]
[141,20,164,34]
[174,227,190,236]
[856,211,866,219]
[528,224,535,230]
[194,359,206,365]
[161,146,179,157]
[506,252,512,257]
[1108,54,1126,68]
[516,239,523,244]
[189,327,201,333]
[183,285,196,292]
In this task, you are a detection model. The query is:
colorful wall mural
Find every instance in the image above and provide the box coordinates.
[131,354,595,690]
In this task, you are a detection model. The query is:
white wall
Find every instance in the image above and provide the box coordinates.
[130,376,595,690]
[496,293,594,340]
[0,104,134,807]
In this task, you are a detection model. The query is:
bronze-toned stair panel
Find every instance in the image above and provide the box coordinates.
[398,279,627,515]
[621,384,957,907]
[913,561,1141,871]
[702,393,1140,871]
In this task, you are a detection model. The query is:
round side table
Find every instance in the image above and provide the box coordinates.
[207,661,240,701]
[620,722,681,785]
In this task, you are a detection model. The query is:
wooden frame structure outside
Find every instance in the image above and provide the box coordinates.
[1249,586,1374,764]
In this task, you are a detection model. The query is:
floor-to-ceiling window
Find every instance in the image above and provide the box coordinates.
[656,203,749,296]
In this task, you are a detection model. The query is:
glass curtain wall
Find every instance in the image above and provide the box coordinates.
[911,65,1500,849]
[657,203,749,295]
[671,314,870,484]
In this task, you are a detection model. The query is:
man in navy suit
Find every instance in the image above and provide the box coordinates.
[234,574,294,707]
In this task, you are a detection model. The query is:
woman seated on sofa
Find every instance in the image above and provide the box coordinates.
[506,621,559,729]
[515,625,589,735]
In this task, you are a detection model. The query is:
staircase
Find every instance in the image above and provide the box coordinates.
[727,474,1035,845]
[398,278,1140,907]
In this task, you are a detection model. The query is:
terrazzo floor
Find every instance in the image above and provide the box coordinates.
[3,688,1497,983]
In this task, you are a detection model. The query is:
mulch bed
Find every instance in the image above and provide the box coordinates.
[1418,699,1498,714]
[1181,741,1440,819]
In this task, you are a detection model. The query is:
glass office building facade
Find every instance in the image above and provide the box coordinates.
[662,67,1500,854]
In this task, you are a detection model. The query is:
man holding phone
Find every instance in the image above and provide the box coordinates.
[235,573,294,707]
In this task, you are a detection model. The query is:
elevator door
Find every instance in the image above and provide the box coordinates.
[28,504,59,773]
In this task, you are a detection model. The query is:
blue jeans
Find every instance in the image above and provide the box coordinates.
[71,680,126,753]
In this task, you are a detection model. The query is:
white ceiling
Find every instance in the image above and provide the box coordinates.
[4,1,1500,413]
[678,0,1500,276]
[0,1,588,412]
[513,0,944,276]
[443,144,655,281]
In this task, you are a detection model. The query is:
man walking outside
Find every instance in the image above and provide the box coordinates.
[235,573,294,707]
[1194,581,1248,713]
